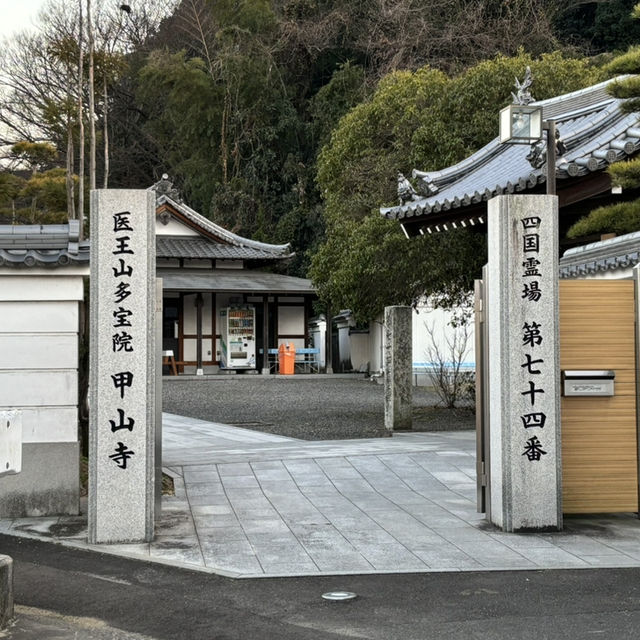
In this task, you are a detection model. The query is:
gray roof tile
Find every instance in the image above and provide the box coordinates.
[156,236,287,261]
[0,220,89,268]
[559,230,640,277]
[154,193,293,258]
[382,77,640,228]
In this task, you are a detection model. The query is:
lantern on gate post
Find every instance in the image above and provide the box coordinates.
[499,67,559,196]
[499,104,543,144]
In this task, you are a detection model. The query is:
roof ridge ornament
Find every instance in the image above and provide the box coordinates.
[412,170,439,197]
[512,66,534,106]
[151,173,183,203]
[526,128,566,170]
[397,172,420,204]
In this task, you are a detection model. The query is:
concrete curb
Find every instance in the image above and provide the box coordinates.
[0,554,13,630]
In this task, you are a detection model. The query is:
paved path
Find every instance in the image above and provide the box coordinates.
[3,413,640,577]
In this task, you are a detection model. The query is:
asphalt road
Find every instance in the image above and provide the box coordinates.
[162,377,475,440]
[3,534,640,639]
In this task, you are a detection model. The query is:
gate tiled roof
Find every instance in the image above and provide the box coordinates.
[381,78,640,235]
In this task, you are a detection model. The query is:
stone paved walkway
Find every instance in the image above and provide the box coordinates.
[3,413,640,577]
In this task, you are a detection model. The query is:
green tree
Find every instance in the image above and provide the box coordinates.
[312,51,601,319]
[566,4,640,239]
[0,168,70,225]
[134,0,317,253]
[10,142,58,174]
[555,0,640,53]
[0,173,26,224]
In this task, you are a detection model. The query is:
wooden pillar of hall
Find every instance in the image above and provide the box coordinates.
[195,293,203,374]
[262,296,270,375]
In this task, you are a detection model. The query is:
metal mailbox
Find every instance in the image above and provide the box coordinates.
[562,370,615,397]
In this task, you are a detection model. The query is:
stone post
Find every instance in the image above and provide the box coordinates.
[384,305,412,432]
[487,195,561,532]
[89,190,156,544]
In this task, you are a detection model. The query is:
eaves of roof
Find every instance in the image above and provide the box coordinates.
[381,77,640,234]
[158,268,316,295]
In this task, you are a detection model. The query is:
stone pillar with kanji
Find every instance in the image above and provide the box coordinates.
[486,195,562,532]
[89,190,156,544]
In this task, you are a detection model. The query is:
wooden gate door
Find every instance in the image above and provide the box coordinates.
[560,279,639,514]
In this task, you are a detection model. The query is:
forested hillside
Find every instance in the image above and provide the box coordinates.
[0,0,637,316]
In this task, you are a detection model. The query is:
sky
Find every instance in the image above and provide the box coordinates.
[0,0,46,39]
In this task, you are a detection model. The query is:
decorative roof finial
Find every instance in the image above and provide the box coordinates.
[512,66,534,106]
[397,172,420,204]
[151,173,182,202]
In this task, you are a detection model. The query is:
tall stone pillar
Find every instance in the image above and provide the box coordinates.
[384,305,412,432]
[89,190,156,544]
[487,195,561,532]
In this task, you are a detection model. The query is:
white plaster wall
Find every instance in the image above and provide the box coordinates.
[277,337,305,350]
[155,218,199,236]
[369,318,384,373]
[0,371,77,406]
[338,302,475,379]
[350,332,371,371]
[18,407,78,443]
[309,324,326,368]
[0,334,77,369]
[412,303,475,370]
[0,271,84,446]
[184,338,197,360]
[202,338,214,360]
[1,301,78,332]
[278,306,304,335]
[202,295,213,333]
[183,295,197,333]
[0,276,84,301]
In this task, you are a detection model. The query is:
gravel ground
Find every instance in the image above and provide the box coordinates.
[162,376,475,440]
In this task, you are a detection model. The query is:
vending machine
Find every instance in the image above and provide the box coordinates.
[220,306,256,369]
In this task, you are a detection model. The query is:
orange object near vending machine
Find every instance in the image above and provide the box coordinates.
[278,342,296,375]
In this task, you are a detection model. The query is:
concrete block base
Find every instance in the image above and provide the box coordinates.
[0,555,13,630]
[0,442,80,518]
